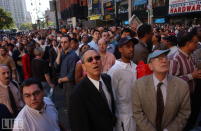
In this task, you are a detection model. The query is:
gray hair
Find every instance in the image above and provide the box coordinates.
[34,47,44,57]
[80,48,99,64]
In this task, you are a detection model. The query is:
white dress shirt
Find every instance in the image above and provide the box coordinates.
[13,97,60,131]
[88,76,112,111]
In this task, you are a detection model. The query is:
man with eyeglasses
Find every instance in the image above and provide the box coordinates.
[13,78,60,131]
[169,30,201,130]
[132,49,190,131]
[69,49,116,131]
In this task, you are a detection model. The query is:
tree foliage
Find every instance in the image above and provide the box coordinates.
[0,8,15,29]
[19,23,32,30]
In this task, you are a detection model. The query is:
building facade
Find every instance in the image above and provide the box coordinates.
[58,0,88,27]
[0,0,28,28]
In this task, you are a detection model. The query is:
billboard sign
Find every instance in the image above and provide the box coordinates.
[134,0,147,6]
[169,0,201,14]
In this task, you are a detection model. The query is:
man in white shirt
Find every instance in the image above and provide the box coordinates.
[13,78,60,131]
[132,49,191,131]
[108,36,138,131]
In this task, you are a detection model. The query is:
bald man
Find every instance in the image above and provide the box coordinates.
[0,65,24,116]
[98,38,116,73]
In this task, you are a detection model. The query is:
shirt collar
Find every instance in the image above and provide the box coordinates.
[88,76,103,91]
[0,81,9,88]
[115,60,136,69]
[27,101,47,114]
[178,49,190,58]
[153,73,168,89]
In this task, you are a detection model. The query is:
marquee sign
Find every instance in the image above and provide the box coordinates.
[169,0,201,14]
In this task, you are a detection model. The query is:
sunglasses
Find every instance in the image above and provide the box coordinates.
[86,55,101,63]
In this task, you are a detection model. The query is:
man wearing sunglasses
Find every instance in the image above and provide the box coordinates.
[13,78,60,131]
[69,49,116,131]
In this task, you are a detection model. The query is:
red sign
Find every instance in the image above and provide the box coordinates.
[169,0,201,14]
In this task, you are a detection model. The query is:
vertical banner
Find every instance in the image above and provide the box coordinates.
[92,0,101,14]
[169,0,201,14]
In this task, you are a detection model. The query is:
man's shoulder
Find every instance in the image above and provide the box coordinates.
[15,106,28,119]
[169,75,189,89]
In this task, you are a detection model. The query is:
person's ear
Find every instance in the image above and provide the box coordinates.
[148,63,153,71]
[82,64,87,72]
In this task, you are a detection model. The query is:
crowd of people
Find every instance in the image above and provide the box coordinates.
[0,22,201,131]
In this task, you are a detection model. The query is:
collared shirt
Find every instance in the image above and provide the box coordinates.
[108,60,137,131]
[13,97,60,131]
[88,40,98,51]
[107,43,115,54]
[169,49,196,93]
[108,60,137,76]
[58,50,79,81]
[168,46,178,57]
[153,74,168,105]
[88,76,112,110]
[100,52,116,73]
[0,81,24,114]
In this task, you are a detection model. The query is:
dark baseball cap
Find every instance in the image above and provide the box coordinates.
[163,35,177,44]
[118,36,138,47]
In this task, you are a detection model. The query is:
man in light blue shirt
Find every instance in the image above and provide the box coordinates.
[88,30,100,51]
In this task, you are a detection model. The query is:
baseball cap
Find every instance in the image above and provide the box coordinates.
[147,49,170,63]
[118,36,138,47]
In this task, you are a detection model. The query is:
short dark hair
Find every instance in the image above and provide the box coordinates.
[0,46,8,52]
[177,30,197,47]
[92,29,100,35]
[121,28,132,36]
[137,24,152,39]
[71,38,79,43]
[61,35,71,42]
[191,27,201,35]
[81,48,98,64]
[21,78,43,93]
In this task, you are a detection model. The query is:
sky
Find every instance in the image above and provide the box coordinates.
[25,0,50,23]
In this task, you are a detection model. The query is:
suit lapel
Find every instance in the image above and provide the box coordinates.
[162,75,175,126]
[146,75,157,119]
[101,74,116,114]
[85,76,113,115]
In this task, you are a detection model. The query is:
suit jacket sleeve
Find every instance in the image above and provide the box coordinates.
[69,90,90,131]
[166,82,191,131]
[132,81,156,131]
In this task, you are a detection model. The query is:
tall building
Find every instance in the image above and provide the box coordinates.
[58,0,88,27]
[0,0,28,28]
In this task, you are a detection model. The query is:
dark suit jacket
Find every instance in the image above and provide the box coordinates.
[0,104,13,131]
[49,47,57,66]
[69,74,116,131]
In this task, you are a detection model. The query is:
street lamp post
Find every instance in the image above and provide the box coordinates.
[128,0,132,21]
[53,0,59,31]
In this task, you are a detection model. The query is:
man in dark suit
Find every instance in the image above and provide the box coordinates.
[0,104,13,131]
[69,49,116,131]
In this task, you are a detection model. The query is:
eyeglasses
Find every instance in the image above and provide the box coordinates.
[86,55,101,63]
[23,90,41,98]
